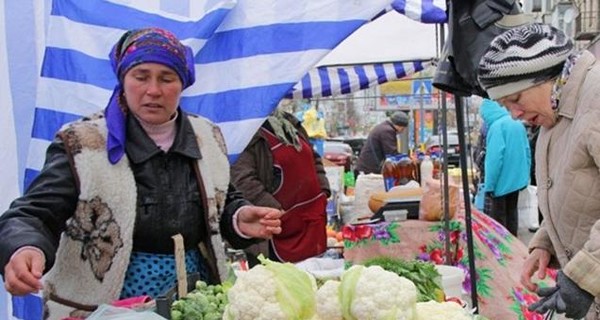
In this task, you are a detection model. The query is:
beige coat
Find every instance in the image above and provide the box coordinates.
[529,51,600,318]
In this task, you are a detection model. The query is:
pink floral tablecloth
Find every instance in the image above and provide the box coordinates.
[343,209,556,320]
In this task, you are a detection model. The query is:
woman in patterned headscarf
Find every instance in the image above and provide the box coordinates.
[0,27,282,318]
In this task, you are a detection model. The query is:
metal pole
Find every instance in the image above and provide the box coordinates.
[455,95,478,312]
[437,21,453,271]
[419,84,425,149]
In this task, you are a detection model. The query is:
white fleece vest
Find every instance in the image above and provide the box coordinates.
[43,114,230,319]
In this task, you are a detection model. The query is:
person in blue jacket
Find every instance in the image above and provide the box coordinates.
[480,99,530,236]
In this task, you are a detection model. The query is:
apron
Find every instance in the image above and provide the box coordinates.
[261,128,327,263]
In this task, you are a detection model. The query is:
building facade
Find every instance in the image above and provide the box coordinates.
[522,0,600,55]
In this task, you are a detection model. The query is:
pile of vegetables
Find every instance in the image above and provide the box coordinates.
[171,256,488,320]
[363,256,445,302]
[170,280,230,320]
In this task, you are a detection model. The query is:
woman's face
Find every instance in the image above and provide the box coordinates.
[498,81,556,128]
[122,63,183,125]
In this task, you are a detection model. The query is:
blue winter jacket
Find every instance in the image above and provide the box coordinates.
[480,100,530,197]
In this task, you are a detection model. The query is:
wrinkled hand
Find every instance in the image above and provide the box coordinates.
[4,248,45,296]
[528,271,594,319]
[237,206,282,239]
[521,248,552,292]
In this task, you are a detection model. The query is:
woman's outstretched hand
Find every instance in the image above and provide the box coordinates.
[4,247,45,296]
[237,206,283,239]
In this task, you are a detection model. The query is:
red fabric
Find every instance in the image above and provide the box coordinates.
[260,128,327,262]
[111,295,151,308]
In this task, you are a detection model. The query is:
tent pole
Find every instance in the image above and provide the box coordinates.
[454,95,479,312]
[437,21,453,272]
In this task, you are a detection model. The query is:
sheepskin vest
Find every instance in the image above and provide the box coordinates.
[43,114,230,319]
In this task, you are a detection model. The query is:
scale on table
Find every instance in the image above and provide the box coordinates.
[372,193,422,222]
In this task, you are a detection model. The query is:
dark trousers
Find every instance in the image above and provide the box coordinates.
[484,190,520,236]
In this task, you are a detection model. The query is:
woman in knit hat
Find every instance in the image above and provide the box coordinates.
[0,27,282,318]
[478,23,600,319]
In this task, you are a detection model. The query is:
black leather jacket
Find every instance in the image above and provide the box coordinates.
[0,111,257,281]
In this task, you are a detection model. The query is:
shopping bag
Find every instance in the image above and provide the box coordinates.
[518,185,539,229]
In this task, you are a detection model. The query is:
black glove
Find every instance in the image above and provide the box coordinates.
[528,271,594,319]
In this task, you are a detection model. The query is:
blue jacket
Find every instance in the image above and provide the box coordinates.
[480,100,530,197]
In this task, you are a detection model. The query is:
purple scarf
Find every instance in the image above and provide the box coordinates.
[105,27,195,164]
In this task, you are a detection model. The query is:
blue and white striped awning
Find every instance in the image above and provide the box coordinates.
[284,60,433,99]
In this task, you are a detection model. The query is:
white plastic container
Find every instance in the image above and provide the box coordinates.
[435,265,465,298]
[420,155,434,186]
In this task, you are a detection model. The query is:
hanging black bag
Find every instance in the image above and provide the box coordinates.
[433,0,532,97]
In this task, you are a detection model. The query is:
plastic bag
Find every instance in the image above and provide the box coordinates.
[85,304,166,320]
[518,185,539,229]
[473,183,485,211]
[351,173,385,223]
[419,178,459,221]
[302,107,327,139]
[294,257,344,280]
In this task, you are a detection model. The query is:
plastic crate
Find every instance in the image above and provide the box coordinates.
[154,272,200,319]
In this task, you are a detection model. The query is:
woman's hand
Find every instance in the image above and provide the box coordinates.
[4,248,45,296]
[521,248,552,292]
[236,206,283,239]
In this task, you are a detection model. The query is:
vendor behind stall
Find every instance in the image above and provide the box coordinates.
[355,111,409,177]
[231,107,331,266]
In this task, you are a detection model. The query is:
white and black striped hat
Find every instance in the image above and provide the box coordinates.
[478,23,573,100]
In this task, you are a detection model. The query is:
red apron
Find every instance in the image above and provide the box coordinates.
[261,128,327,262]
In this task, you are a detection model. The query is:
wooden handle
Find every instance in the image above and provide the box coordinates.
[172,234,187,298]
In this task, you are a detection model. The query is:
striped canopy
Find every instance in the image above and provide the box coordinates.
[285,60,434,99]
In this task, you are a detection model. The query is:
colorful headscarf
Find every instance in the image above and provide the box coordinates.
[105,27,195,164]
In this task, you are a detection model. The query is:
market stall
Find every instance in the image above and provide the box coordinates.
[93,188,552,320]
[163,2,549,319]
[160,4,544,319]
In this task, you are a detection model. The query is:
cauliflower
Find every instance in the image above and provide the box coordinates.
[224,265,286,320]
[340,265,418,320]
[415,301,472,320]
[315,280,343,320]
[224,258,317,320]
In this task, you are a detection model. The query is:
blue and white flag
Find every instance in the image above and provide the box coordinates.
[285,60,433,99]
[24,0,395,188]
[392,0,447,23]
[375,0,447,23]
[2,0,443,318]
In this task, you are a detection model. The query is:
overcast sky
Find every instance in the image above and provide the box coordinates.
[318,10,441,66]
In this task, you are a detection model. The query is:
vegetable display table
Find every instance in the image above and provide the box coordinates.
[343,209,555,320]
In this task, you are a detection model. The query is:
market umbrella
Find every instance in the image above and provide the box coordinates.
[285,10,439,100]
[285,60,434,100]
